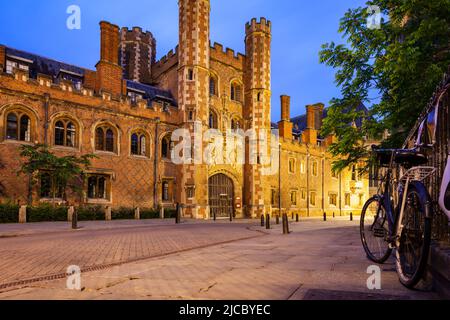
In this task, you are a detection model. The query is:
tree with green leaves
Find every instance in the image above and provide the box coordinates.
[320,0,450,172]
[18,144,96,205]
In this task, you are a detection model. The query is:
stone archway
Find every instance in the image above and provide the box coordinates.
[208,173,234,219]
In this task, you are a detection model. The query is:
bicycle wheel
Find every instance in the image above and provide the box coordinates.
[395,182,432,288]
[360,196,392,263]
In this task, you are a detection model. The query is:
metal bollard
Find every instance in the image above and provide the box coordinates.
[261,214,265,227]
[291,212,294,220]
[350,212,353,221]
[265,214,270,229]
[72,209,78,230]
[333,212,335,218]
[214,212,216,221]
[230,211,233,222]
[324,212,327,221]
[276,215,280,225]
[296,214,299,222]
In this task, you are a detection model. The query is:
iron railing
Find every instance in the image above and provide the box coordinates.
[404,67,450,243]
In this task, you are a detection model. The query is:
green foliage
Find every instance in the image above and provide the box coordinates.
[111,207,135,220]
[164,209,177,219]
[320,0,450,171]
[27,203,68,222]
[76,206,105,221]
[0,202,19,223]
[18,144,96,202]
[140,208,160,220]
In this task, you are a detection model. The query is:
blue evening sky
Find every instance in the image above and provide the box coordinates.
[0,0,367,121]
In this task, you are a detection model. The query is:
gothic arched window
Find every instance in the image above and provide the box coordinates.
[54,119,77,147]
[161,134,172,159]
[6,111,31,142]
[95,124,117,153]
[131,131,149,157]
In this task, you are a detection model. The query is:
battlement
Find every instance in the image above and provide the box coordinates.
[120,26,155,43]
[245,17,271,34]
[209,42,245,69]
[152,46,179,77]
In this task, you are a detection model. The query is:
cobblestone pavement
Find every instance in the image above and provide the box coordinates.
[0,219,441,300]
[0,220,263,288]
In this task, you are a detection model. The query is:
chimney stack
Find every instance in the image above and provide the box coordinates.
[95,21,123,96]
[278,95,293,140]
[281,95,290,121]
[0,46,5,71]
[303,103,324,145]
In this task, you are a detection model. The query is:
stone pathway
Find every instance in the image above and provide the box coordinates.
[0,219,440,300]
[0,220,262,289]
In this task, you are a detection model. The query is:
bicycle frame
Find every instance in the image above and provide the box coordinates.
[439,152,450,219]
[376,154,436,248]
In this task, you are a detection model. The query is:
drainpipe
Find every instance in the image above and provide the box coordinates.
[322,155,325,214]
[278,143,281,217]
[306,147,310,217]
[153,118,160,209]
[43,93,50,145]
[339,171,342,216]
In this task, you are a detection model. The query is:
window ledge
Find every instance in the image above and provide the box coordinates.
[86,199,111,205]
[1,139,34,146]
[94,150,119,157]
[40,198,66,204]
[130,155,151,161]
[52,145,80,152]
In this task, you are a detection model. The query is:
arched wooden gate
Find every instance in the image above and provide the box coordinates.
[209,174,234,219]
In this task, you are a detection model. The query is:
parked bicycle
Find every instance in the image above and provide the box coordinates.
[360,145,435,288]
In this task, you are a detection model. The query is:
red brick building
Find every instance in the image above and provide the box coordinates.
[0,0,369,218]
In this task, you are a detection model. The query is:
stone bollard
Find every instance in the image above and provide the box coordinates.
[105,206,112,221]
[276,215,280,225]
[72,209,78,230]
[68,206,75,222]
[296,213,299,222]
[176,204,182,224]
[265,214,270,229]
[19,205,27,224]
[324,212,327,221]
[229,210,233,222]
[291,212,294,220]
[135,207,140,220]
[261,214,265,227]
[160,207,165,219]
[282,213,290,234]
[350,212,353,221]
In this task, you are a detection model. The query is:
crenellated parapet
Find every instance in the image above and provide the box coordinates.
[119,26,156,84]
[152,46,179,79]
[245,17,272,36]
[209,42,245,70]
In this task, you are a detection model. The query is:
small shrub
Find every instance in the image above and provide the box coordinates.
[0,203,19,223]
[140,208,159,219]
[164,209,177,219]
[76,205,105,221]
[27,204,68,222]
[111,207,135,220]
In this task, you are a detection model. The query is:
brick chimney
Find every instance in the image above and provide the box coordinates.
[302,103,324,145]
[0,46,5,71]
[95,21,123,96]
[278,95,293,140]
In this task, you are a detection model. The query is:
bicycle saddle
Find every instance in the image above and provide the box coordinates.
[372,145,428,168]
[394,149,428,168]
